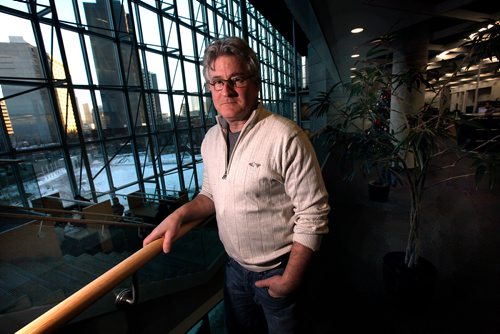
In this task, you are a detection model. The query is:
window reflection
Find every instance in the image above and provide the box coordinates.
[138,6,162,51]
[106,138,139,189]
[61,29,89,85]
[18,150,73,204]
[85,143,111,196]
[69,147,92,197]
[0,162,25,206]
[156,93,173,131]
[3,87,59,149]
[134,135,155,181]
[74,89,98,140]
[144,51,167,91]
[168,57,184,91]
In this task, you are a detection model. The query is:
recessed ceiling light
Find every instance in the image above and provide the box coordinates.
[350,67,357,71]
[351,27,364,34]
[351,54,360,58]
[436,51,449,59]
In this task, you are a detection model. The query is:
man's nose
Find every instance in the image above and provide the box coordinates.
[221,81,238,96]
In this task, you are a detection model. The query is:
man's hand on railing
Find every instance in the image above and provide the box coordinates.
[143,194,216,253]
[143,211,182,253]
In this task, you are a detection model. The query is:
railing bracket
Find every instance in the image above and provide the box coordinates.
[114,273,138,309]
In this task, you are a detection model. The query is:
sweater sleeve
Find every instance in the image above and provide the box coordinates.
[282,129,330,251]
[199,130,214,201]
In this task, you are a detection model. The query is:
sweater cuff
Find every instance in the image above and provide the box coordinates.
[198,189,213,201]
[293,233,323,252]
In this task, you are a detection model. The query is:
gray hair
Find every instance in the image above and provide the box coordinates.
[202,36,261,83]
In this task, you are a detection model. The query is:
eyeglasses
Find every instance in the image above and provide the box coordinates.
[207,76,253,91]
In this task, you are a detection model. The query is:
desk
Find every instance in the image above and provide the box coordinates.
[81,200,114,252]
[457,113,500,152]
[126,191,188,224]
[129,203,159,221]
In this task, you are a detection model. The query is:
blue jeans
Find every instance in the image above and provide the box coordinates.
[223,256,301,334]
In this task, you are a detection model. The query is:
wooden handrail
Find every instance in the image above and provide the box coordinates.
[15,218,202,334]
[0,212,156,229]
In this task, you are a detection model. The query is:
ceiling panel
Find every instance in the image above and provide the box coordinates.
[308,0,499,83]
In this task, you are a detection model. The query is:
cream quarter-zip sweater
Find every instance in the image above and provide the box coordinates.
[199,105,330,272]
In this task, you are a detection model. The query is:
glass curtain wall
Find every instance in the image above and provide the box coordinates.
[0,0,304,207]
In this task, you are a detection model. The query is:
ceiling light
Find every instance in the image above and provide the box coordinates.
[350,67,357,71]
[351,27,364,34]
[436,51,449,59]
[351,54,360,58]
[482,56,498,63]
[468,21,499,40]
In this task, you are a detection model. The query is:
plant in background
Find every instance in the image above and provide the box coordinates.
[310,20,500,269]
[311,67,398,186]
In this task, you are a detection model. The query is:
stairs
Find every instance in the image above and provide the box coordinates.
[0,226,226,332]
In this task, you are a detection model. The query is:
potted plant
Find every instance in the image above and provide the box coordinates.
[310,66,398,202]
[309,20,500,305]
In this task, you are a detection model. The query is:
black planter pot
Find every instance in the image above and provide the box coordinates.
[382,251,437,309]
[368,181,390,202]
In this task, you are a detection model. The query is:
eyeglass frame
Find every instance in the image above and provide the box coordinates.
[206,75,255,91]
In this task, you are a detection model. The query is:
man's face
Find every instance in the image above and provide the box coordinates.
[207,55,260,125]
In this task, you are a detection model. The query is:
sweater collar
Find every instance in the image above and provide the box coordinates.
[216,103,267,132]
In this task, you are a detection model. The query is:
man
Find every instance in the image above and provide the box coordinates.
[143,36,330,333]
[477,100,496,115]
